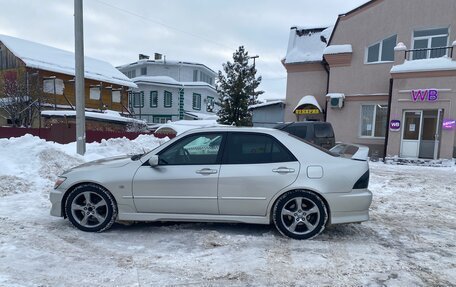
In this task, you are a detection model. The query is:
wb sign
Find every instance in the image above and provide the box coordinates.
[410,89,438,102]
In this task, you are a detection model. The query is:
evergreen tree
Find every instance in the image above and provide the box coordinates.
[216,46,263,126]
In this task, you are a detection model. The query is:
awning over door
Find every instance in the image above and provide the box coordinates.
[293,95,323,115]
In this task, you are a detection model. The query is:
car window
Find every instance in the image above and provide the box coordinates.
[223,133,296,164]
[285,126,307,139]
[314,124,334,138]
[159,133,224,165]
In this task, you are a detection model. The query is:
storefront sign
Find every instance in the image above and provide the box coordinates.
[443,119,455,130]
[294,108,320,115]
[389,120,401,131]
[411,89,438,102]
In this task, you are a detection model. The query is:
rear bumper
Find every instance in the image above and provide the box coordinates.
[324,188,372,224]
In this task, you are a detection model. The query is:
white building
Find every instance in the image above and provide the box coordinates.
[117,54,219,123]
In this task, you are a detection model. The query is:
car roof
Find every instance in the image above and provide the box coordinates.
[183,125,287,136]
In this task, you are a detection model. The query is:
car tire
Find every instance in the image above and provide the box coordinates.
[65,184,117,232]
[273,190,327,240]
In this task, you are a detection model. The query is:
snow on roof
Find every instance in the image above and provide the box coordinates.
[155,119,223,135]
[284,26,334,64]
[390,57,456,73]
[184,111,218,120]
[248,100,284,110]
[326,93,345,99]
[41,109,145,124]
[0,34,136,88]
[132,76,215,88]
[323,44,352,55]
[293,95,322,112]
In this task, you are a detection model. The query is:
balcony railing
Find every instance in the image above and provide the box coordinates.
[405,46,454,61]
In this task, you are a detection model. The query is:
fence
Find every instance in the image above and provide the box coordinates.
[0,125,152,144]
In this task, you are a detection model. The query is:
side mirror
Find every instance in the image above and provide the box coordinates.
[148,155,159,167]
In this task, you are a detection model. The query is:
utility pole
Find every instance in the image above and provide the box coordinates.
[250,55,259,68]
[75,0,86,155]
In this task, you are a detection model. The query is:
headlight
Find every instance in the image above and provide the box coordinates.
[54,177,67,189]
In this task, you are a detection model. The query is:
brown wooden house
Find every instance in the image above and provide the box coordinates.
[0,34,137,128]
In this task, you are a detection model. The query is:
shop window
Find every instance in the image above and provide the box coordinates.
[150,91,158,107]
[360,104,388,137]
[412,27,449,59]
[164,91,172,107]
[193,93,201,110]
[366,35,397,63]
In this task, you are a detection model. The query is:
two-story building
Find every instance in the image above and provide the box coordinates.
[117,55,219,124]
[283,0,456,160]
[0,34,137,129]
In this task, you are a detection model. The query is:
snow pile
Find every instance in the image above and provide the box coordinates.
[323,44,353,55]
[284,26,333,64]
[0,34,136,88]
[391,56,456,73]
[41,109,146,124]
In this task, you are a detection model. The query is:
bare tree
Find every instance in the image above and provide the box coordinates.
[0,69,43,127]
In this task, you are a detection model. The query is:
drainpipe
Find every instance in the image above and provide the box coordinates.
[322,59,330,122]
[383,78,394,163]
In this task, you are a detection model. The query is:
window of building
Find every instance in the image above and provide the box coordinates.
[366,35,397,63]
[206,96,214,112]
[150,91,158,107]
[43,78,65,95]
[153,115,172,124]
[413,27,449,59]
[222,133,297,164]
[132,91,144,108]
[164,91,172,107]
[112,90,121,103]
[193,70,198,82]
[140,67,147,76]
[360,104,388,137]
[192,93,201,110]
[126,70,137,78]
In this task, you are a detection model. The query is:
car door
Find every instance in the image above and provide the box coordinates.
[217,132,300,216]
[132,132,225,214]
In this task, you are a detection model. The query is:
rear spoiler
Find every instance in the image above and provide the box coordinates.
[330,143,369,161]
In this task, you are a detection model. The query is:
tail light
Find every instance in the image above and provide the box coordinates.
[353,170,369,189]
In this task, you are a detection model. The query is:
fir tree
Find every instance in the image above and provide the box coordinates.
[216,46,263,126]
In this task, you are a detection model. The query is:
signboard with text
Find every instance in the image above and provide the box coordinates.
[411,89,438,102]
[389,120,401,131]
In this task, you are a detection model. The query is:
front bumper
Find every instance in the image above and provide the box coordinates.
[50,189,65,217]
[324,188,373,224]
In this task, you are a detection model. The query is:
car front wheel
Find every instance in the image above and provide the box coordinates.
[65,184,117,232]
[273,190,327,240]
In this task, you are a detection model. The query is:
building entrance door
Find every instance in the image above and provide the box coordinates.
[400,111,422,158]
[400,110,442,159]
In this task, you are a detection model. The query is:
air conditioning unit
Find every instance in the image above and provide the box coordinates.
[330,97,344,108]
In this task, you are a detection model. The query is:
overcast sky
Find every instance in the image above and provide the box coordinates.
[0,0,368,100]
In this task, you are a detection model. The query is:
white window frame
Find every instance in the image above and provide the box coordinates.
[359,103,388,138]
[412,27,449,59]
[365,34,397,64]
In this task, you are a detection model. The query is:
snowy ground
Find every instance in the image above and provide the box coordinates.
[0,135,455,286]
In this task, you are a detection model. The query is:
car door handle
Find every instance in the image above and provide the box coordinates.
[196,168,218,175]
[272,167,295,174]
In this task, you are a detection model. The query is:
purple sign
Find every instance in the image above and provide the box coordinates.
[411,89,438,102]
[443,119,455,130]
[390,120,401,131]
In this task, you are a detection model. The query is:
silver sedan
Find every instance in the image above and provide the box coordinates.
[50,127,372,240]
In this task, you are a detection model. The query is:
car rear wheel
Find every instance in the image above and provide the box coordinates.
[273,190,327,240]
[65,184,117,232]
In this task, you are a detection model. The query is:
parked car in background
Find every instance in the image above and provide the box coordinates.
[50,127,371,240]
[274,122,335,150]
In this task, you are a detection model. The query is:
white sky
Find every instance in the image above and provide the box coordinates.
[0,0,369,100]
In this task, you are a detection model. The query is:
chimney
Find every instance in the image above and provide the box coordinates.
[154,53,163,60]
[139,54,149,60]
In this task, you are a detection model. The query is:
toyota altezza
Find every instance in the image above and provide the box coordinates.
[50,127,372,240]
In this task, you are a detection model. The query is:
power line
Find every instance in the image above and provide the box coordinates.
[92,0,233,50]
